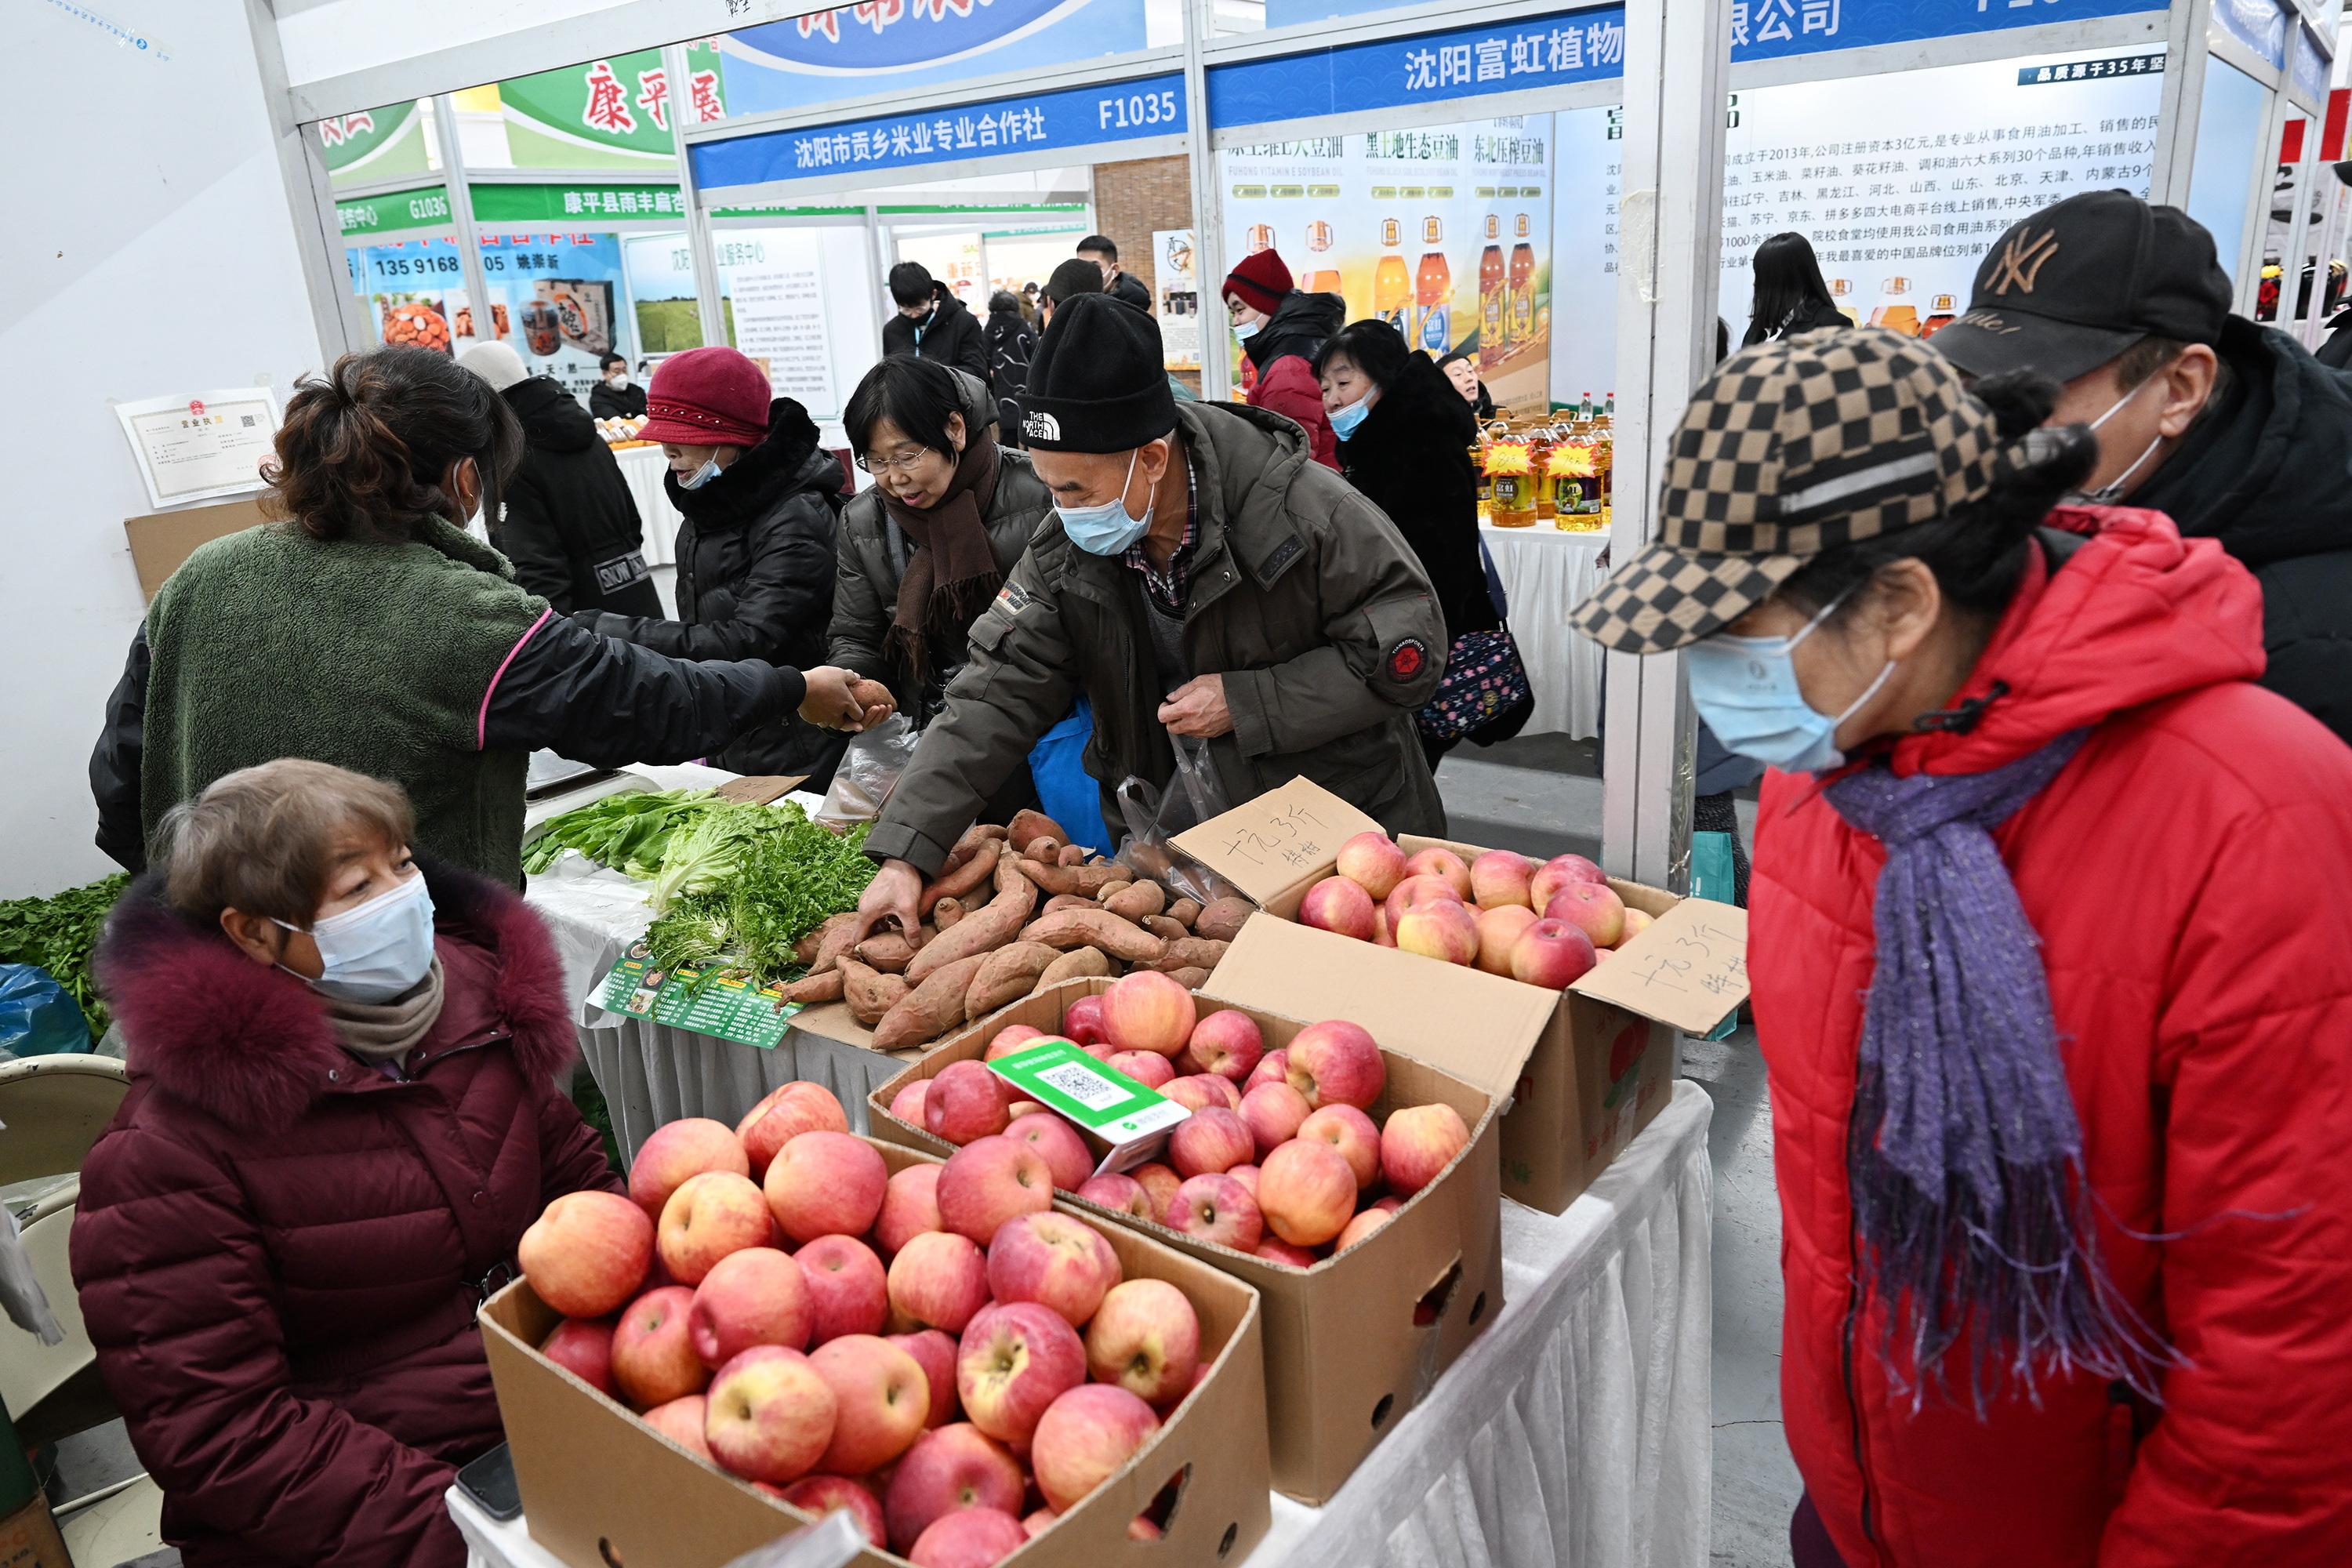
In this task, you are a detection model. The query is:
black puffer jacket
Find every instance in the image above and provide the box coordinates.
[1335,352,1501,644]
[1108,271,1153,314]
[493,376,660,619]
[1741,296,1850,347]
[2129,317,2352,746]
[881,285,989,382]
[589,379,648,420]
[984,305,1036,436]
[581,398,850,782]
[1245,289,1345,376]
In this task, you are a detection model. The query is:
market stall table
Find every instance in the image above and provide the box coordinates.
[1481,523,1608,741]
[612,445,684,615]
[448,1081,1712,1568]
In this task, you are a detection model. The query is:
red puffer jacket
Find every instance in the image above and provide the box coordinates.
[1247,354,1341,470]
[1751,507,2352,1567]
[70,864,617,1568]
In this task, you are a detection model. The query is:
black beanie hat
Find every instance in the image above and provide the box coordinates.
[1021,293,1178,452]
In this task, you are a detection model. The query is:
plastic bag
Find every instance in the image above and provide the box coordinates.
[1028,698,1112,855]
[815,713,920,829]
[720,1511,865,1568]
[1688,831,1742,1041]
[0,965,92,1060]
[1112,737,1242,907]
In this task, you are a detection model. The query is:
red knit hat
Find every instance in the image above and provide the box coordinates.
[640,347,771,447]
[1224,248,1293,316]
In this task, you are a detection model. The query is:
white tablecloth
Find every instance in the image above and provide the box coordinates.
[614,445,682,570]
[1482,524,1609,741]
[451,1083,1713,1568]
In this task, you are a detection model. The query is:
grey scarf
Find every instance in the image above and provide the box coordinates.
[324,957,446,1066]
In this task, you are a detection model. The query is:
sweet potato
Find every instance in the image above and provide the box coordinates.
[965,942,1062,1020]
[1141,915,1188,943]
[840,958,909,1026]
[1193,897,1255,944]
[1007,809,1068,851]
[1020,858,1130,897]
[1025,836,1061,863]
[1146,938,1229,974]
[940,822,1007,877]
[1018,908,1167,964]
[920,840,1000,915]
[854,931,920,975]
[1036,947,1115,987]
[873,954,988,1053]
[932,897,965,930]
[807,914,865,977]
[1165,898,1203,930]
[776,967,847,1005]
[1055,842,1089,867]
[906,871,1040,984]
[1103,880,1166,922]
[1043,894,1095,915]
[1165,967,1212,989]
[793,911,857,967]
[1092,880,1134,905]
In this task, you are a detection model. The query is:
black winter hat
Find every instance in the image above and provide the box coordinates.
[1020,293,1177,452]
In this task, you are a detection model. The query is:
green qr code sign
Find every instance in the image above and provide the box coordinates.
[593,951,801,1049]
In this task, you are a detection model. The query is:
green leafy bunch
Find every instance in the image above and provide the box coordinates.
[0,873,131,1037]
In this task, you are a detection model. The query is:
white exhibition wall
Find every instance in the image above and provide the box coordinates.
[5,2,327,898]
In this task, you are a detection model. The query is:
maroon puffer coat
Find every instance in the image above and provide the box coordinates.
[70,863,617,1568]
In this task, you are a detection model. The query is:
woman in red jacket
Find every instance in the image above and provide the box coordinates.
[1576,331,2352,1566]
[70,759,617,1568]
[1223,247,1342,470]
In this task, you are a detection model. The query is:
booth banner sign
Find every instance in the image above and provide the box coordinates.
[2209,0,2291,67]
[320,100,430,186]
[1209,9,1625,130]
[499,42,729,169]
[471,182,693,225]
[336,183,453,238]
[690,72,1186,190]
[715,0,1150,114]
[2288,21,2331,105]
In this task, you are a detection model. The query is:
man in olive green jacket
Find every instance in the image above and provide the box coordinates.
[855,294,1446,927]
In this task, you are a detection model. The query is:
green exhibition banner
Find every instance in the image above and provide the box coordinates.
[499,42,729,170]
[335,183,454,239]
[470,181,694,225]
[321,101,430,187]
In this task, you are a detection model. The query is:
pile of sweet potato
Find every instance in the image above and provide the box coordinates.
[770,810,1252,1054]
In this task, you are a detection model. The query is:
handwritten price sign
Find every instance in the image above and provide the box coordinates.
[1171,776,1385,905]
[1573,902,1750,1034]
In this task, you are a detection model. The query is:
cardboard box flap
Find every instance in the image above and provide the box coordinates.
[1570,897,1749,1034]
[1172,777,1383,909]
[1202,913,1556,1103]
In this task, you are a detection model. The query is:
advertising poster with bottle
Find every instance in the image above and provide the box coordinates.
[1219,114,1555,415]
[346,234,633,400]
[1548,45,2167,412]
[1153,228,1201,371]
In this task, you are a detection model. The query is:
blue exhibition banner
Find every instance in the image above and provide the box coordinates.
[691,72,1185,190]
[2209,0,2292,68]
[2288,20,2331,102]
[717,0,1150,114]
[1207,9,1628,130]
[1727,0,2163,64]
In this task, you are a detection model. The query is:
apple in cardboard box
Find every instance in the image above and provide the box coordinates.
[956,1301,1087,1446]
[765,1131,889,1244]
[518,1190,652,1319]
[1060,993,1111,1047]
[1256,1138,1357,1248]
[1129,1162,1181,1220]
[1298,875,1377,942]
[628,1117,750,1218]
[1106,1049,1175,1089]
[873,1163,945,1258]
[1334,830,1408,899]
[1509,918,1598,989]
[986,1210,1121,1328]
[658,1171,771,1287]
[612,1285,708,1409]
[797,1234,891,1344]
[1529,852,1607,912]
[1469,849,1536,910]
[1244,1048,1289,1092]
[1285,1019,1385,1110]
[1075,1171,1153,1219]
[1297,1104,1381,1189]
[1007,1112,1094,1192]
[1474,905,1540,975]
[935,1134,1054,1244]
[1082,1277,1200,1405]
[539,1316,616,1396]
[1394,898,1479,966]
[888,1327,960,1428]
[1163,1173,1263,1251]
[704,1345,836,1486]
[884,1423,1026,1554]
[983,1024,1047,1060]
[926,1060,1013,1146]
[641,1392,711,1461]
[1101,971,1196,1057]
[1168,1106,1253,1178]
[810,1333,931,1475]
[1381,1102,1472,1198]
[1402,846,1472,901]
[780,1474,887,1548]
[1185,1009,1265,1083]
[739,1083,850,1179]
[888,1080,931,1128]
[886,1229,991,1335]
[1239,1080,1312,1158]
[1031,1385,1161,1513]
[1544,880,1627,949]
[909,1506,1029,1568]
[689,1246,811,1367]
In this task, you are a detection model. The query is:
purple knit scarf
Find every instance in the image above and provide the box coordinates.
[1825,729,2174,1414]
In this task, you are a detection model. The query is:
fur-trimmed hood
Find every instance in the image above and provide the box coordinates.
[95,858,576,1134]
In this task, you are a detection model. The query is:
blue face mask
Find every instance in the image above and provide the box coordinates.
[1231,320,1259,343]
[276,871,437,1004]
[1327,389,1375,441]
[678,456,723,490]
[1056,448,1156,555]
[1682,590,1896,774]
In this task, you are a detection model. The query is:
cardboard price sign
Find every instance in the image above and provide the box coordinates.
[1173,778,1383,907]
[592,953,801,1048]
[1568,898,1748,1035]
[985,1041,1189,1173]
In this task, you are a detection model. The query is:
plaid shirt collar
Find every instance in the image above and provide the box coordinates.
[1123,452,1198,615]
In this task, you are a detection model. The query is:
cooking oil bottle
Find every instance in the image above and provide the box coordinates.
[1373,213,1411,337]
[1868,277,1919,336]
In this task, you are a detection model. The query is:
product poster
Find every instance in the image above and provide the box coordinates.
[731,259,843,420]
[346,234,634,397]
[1220,114,1555,415]
[624,232,706,354]
[1154,228,1201,371]
[349,235,466,356]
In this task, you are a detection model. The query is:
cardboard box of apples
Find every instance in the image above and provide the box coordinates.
[866,975,1504,1504]
[478,1080,1272,1568]
[1173,779,1751,1214]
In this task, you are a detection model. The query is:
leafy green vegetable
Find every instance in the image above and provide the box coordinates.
[0,873,130,1038]
[644,803,798,913]
[644,806,876,987]
[522,789,723,877]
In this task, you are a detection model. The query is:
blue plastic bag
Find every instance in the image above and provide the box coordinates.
[1686,832,1741,1041]
[0,965,93,1058]
[1029,697,1112,855]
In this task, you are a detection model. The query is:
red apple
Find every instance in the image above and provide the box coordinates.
[884,1424,1025,1554]
[780,1474,886,1548]
[936,1134,1054,1243]
[956,1301,1087,1446]
[926,1060,1012,1146]
[1076,1171,1152,1219]
[765,1131,890,1245]
[1129,1162,1182,1221]
[887,1229,990,1335]
[739,1082,850,1179]
[1240,1080,1312,1158]
[1334,831,1408,899]
[1168,1106,1253,1178]
[1383,873,1465,934]
[519,1190,653,1319]
[984,1024,1047,1060]
[1102,971,1196,1057]
[612,1286,708,1409]
[874,1163,945,1258]
[1083,1278,1200,1403]
[690,1246,811,1367]
[1298,875,1377,941]
[889,1328,960,1428]
[1287,1019,1386,1110]
[1298,1103,1381,1189]
[1225,1163,1260,1199]
[1186,1009,1265,1083]
[1244,1049,1289,1092]
[1468,849,1536,910]
[1061,994,1111,1047]
[1162,1074,1238,1114]
[659,1171,772,1287]
[1031,1385,1161,1513]
[1335,1207,1393,1251]
[1530,853,1607,911]
[1006,1102,1043,1120]
[1257,1138,1358,1247]
[1080,1042,1116,1062]
[1617,906,1655,946]
[1022,1507,1057,1539]
[909,1505,1028,1568]
[811,1334,931,1474]
[1131,1516,1164,1539]
[1163,1174,1263,1251]
[888,1080,931,1127]
[706,1345,835,1486]
[1007,1112,1094,1192]
[1374,909,1396,947]
[628,1117,750,1218]
[797,1234,890,1344]
[1382,1102,1472,1198]
[641,1393,710,1461]
[986,1210,1121,1328]
[1105,1049,1176,1090]
[1370,1194,1404,1214]
[1544,880,1627,949]
[1509,917,1597,989]
[1253,1236,1318,1268]
[1394,897,1479,966]
[1403,846,1472,901]
[1475,904,1541,976]
[540,1317,616,1396]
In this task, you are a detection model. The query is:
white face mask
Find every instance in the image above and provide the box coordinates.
[605,372,629,388]
[275,873,436,1004]
[2063,376,2164,506]
[679,456,724,490]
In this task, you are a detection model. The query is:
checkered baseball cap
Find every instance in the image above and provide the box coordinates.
[1571,328,2014,654]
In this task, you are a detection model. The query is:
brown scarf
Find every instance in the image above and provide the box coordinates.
[883,438,1004,683]
[324,956,446,1067]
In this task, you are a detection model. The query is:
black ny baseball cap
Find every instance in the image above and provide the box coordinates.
[1930,190,2232,384]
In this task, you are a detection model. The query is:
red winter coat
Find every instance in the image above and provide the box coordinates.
[1751,507,2352,1567]
[1247,354,1341,471]
[70,864,617,1568]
